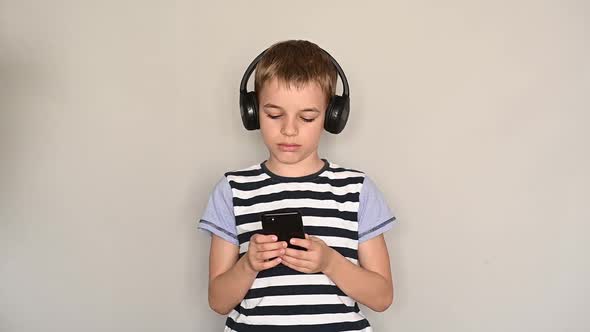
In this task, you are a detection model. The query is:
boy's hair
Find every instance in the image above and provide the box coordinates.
[254,40,338,104]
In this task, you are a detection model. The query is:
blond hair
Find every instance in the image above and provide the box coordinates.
[254,40,338,104]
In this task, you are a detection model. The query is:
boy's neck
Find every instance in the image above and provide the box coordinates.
[264,153,325,178]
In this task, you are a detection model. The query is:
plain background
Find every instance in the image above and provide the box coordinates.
[1,0,589,331]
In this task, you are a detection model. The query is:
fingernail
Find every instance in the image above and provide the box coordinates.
[272,236,277,241]
[283,242,288,247]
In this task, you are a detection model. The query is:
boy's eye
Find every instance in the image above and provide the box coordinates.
[266,114,316,122]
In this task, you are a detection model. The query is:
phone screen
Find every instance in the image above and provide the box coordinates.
[260,211,307,251]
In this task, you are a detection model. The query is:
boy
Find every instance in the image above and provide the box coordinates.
[198,40,398,331]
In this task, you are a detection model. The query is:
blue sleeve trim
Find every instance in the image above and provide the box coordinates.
[199,219,238,240]
[358,216,396,239]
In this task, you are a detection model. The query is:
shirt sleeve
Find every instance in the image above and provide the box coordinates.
[357,175,398,243]
[197,176,239,246]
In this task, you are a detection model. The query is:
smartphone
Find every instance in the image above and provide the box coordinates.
[260,211,307,251]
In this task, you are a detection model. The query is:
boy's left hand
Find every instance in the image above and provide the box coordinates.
[280,234,336,274]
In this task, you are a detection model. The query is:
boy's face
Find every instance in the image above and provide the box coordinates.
[258,77,328,166]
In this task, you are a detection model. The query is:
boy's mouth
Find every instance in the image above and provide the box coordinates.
[278,144,301,152]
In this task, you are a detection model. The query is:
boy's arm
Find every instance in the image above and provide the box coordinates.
[207,234,257,315]
[207,233,285,315]
[324,234,393,312]
[284,233,394,312]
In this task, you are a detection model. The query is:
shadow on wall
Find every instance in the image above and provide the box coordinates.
[0,37,60,200]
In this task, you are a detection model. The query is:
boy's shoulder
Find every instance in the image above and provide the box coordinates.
[223,161,265,178]
[324,160,365,176]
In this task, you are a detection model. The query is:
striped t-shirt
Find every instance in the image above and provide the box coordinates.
[198,159,397,332]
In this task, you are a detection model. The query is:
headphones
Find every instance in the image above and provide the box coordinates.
[239,46,350,134]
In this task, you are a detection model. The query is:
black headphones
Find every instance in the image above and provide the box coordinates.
[239,47,350,134]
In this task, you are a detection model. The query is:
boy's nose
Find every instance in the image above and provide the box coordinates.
[280,118,298,136]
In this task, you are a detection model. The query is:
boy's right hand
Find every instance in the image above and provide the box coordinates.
[245,234,287,272]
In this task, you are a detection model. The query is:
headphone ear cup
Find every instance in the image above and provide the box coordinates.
[324,95,350,134]
[239,91,260,130]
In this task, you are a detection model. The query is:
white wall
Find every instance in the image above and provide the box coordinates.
[1,1,589,331]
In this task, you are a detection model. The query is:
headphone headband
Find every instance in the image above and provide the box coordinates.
[239,47,349,98]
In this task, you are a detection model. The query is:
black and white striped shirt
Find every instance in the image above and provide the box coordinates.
[199,159,397,332]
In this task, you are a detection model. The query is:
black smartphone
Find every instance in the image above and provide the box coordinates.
[260,211,307,251]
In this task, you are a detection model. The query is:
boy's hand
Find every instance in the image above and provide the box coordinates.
[281,234,336,274]
[245,234,287,273]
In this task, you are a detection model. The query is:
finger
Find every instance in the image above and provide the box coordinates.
[283,248,312,261]
[257,248,285,261]
[290,237,312,250]
[252,234,278,244]
[309,235,322,242]
[281,254,314,270]
[258,241,288,252]
[280,259,310,273]
[260,256,282,270]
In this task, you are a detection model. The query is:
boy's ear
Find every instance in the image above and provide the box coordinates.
[240,91,260,130]
[324,95,350,134]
